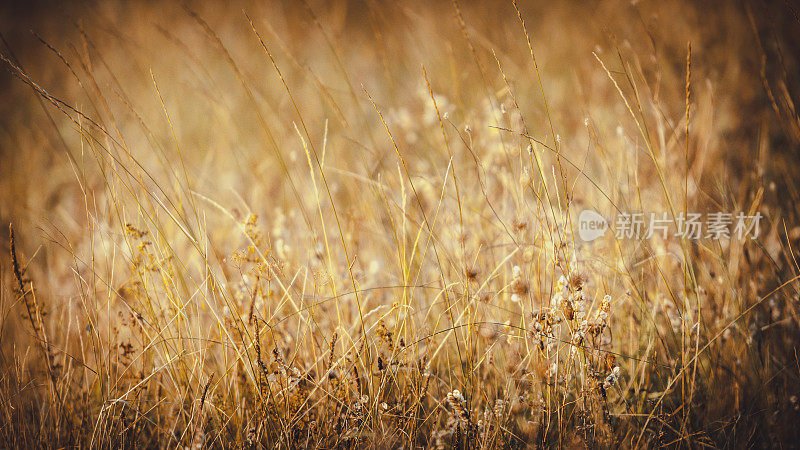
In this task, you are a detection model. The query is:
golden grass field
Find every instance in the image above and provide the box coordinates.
[2,0,800,447]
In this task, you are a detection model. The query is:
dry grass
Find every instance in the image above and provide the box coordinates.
[1,0,800,447]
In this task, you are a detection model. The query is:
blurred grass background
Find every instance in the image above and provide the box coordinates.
[1,0,800,447]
